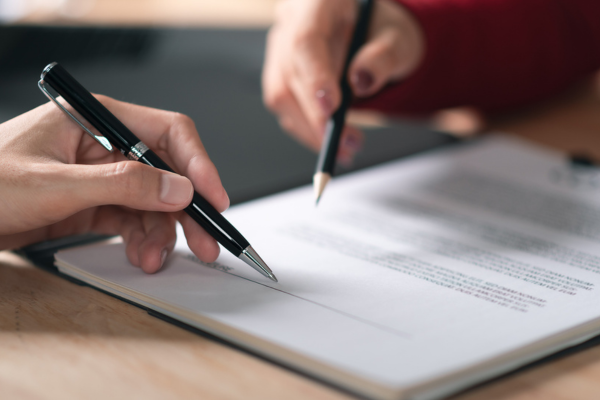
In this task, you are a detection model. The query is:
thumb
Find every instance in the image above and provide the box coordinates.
[71,161,194,212]
[348,28,418,98]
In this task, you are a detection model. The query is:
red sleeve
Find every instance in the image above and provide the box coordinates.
[355,0,600,116]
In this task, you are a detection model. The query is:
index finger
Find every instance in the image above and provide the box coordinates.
[95,95,230,213]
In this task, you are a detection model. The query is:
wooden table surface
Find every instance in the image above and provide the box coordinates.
[4,2,600,399]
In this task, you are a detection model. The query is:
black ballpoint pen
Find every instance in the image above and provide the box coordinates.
[38,62,277,282]
[313,0,373,204]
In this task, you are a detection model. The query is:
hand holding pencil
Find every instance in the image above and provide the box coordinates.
[262,0,425,199]
[313,0,374,203]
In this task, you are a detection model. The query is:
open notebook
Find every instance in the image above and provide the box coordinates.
[56,136,600,400]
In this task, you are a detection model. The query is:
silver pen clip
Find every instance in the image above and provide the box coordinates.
[38,79,113,153]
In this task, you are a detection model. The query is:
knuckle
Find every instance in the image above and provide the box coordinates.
[168,112,198,147]
[278,116,295,133]
[304,74,331,94]
[376,32,404,70]
[171,112,196,132]
[292,29,318,51]
[263,85,289,112]
[111,161,152,202]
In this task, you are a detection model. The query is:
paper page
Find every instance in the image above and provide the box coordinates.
[56,136,600,398]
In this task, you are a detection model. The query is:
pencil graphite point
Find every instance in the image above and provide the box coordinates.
[313,172,331,206]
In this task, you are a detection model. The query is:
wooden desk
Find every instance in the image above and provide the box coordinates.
[4,2,600,399]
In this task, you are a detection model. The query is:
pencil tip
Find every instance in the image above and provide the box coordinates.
[313,172,331,205]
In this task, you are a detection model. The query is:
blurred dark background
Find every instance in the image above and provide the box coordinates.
[0,25,454,204]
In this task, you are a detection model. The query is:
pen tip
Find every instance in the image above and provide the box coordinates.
[239,246,278,283]
[313,172,331,205]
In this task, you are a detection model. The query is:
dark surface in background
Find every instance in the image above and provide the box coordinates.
[0,25,455,205]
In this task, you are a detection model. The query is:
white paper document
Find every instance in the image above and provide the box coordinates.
[56,136,600,400]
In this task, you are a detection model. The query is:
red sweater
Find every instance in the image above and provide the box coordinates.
[357,0,600,115]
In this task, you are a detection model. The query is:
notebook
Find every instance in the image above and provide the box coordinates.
[55,136,600,400]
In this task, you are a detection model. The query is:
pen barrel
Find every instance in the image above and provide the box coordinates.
[141,150,248,256]
[184,195,247,256]
[42,63,138,152]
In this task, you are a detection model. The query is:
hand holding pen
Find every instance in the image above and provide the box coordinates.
[39,63,276,281]
[0,94,229,273]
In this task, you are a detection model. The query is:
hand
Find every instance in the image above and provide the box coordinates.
[0,96,229,273]
[263,0,424,164]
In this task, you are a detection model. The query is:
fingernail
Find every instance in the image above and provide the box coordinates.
[316,89,334,116]
[160,249,168,267]
[160,173,193,205]
[352,69,374,96]
[342,134,363,152]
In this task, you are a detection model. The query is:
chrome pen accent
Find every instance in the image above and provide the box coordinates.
[239,246,277,282]
[127,141,150,161]
[38,78,114,153]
